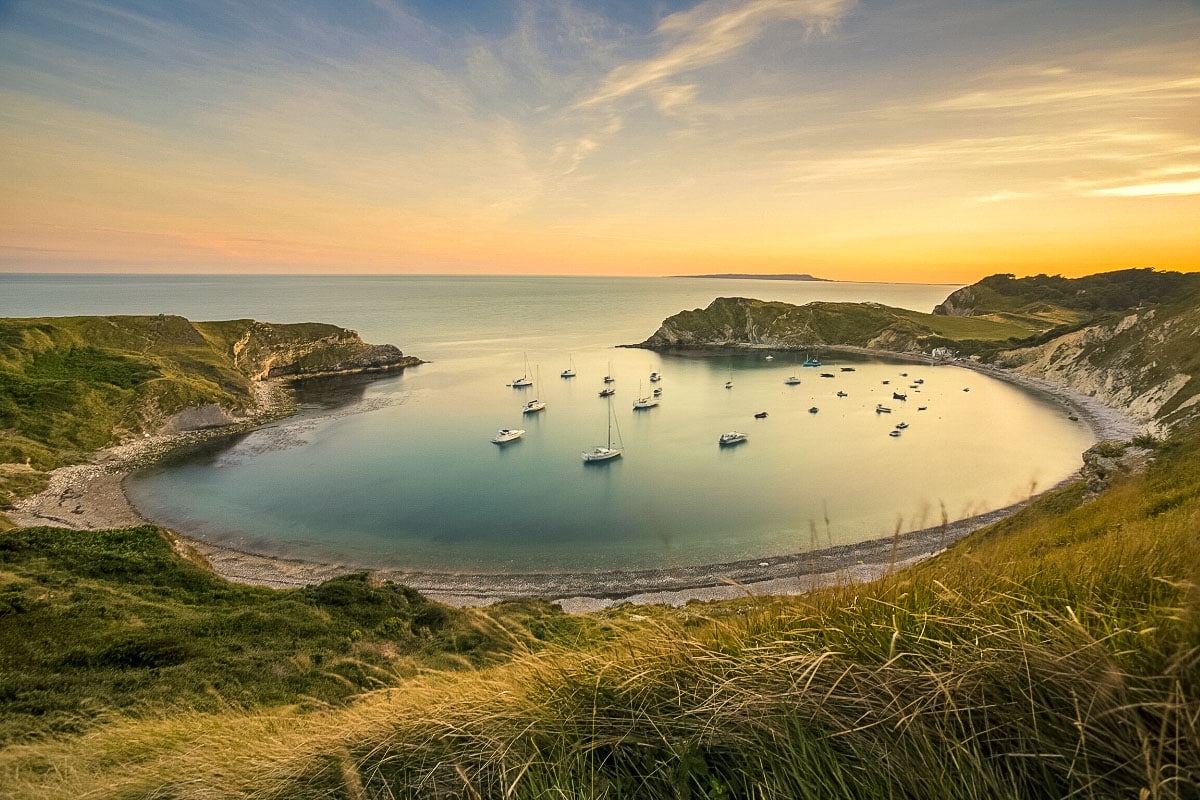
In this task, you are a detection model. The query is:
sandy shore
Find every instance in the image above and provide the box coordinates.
[7,358,1145,612]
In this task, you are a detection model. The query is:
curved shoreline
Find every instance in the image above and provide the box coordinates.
[9,355,1143,611]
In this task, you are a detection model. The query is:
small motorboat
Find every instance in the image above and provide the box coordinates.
[754,411,768,419]
[599,387,615,397]
[918,406,928,411]
[492,428,525,444]
[820,372,835,378]
[652,387,663,397]
[900,372,908,377]
[882,380,890,385]
[895,422,909,430]
[725,380,733,389]
[603,375,615,384]
[840,367,856,372]
[888,430,901,438]
[649,372,661,382]
[764,355,774,361]
[914,378,924,384]
[963,387,971,392]
[893,391,907,401]
[836,391,847,397]
[808,406,819,414]
[719,431,748,445]
[876,404,892,414]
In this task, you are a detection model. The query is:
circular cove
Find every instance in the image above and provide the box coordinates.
[125,348,1097,576]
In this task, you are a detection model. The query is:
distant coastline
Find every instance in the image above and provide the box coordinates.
[674,272,831,282]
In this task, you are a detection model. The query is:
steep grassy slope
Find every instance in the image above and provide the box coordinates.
[0,525,599,746]
[2,424,1196,798]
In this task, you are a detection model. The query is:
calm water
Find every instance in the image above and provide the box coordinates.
[1,275,1095,573]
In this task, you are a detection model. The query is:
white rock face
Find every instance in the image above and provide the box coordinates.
[997,308,1197,426]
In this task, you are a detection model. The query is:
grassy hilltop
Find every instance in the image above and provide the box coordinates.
[1,271,1199,798]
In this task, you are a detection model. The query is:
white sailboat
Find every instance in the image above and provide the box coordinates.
[510,353,533,387]
[583,396,623,462]
[523,367,546,413]
[561,355,576,378]
[633,380,658,409]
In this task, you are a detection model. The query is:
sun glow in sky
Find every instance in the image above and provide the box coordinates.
[1,0,1198,282]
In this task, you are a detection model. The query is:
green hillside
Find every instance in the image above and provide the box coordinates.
[932,268,1200,329]
[0,526,597,746]
[0,315,416,521]
[639,296,1039,353]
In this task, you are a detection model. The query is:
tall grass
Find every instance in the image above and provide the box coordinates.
[3,429,1199,799]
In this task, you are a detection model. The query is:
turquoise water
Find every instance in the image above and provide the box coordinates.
[1,275,1095,573]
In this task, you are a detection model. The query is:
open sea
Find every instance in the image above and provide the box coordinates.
[1,274,1095,573]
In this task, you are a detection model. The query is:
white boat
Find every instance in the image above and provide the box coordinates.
[784,376,801,385]
[598,386,615,397]
[719,431,747,446]
[649,372,661,382]
[583,397,623,462]
[889,430,902,437]
[522,367,546,412]
[652,387,663,397]
[895,422,909,430]
[764,355,774,361]
[492,428,524,443]
[633,381,657,409]
[561,356,576,378]
[510,353,533,387]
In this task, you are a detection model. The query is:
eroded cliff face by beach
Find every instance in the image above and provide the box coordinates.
[994,305,1200,428]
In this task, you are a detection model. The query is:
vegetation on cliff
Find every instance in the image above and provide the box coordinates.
[0,525,597,746]
[0,315,418,520]
[638,296,1040,354]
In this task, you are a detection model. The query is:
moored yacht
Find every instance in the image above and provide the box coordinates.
[491,428,524,443]
[718,431,747,445]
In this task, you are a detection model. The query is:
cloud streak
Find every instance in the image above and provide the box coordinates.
[578,0,853,108]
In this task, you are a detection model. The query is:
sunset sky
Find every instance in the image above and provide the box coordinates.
[1,0,1198,282]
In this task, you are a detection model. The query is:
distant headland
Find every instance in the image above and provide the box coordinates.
[674,272,831,281]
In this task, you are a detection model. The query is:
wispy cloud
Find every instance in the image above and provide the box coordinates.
[1090,178,1200,197]
[578,0,853,108]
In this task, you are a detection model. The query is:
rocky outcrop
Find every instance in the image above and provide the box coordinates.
[932,286,977,317]
[224,322,420,381]
[638,297,930,352]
